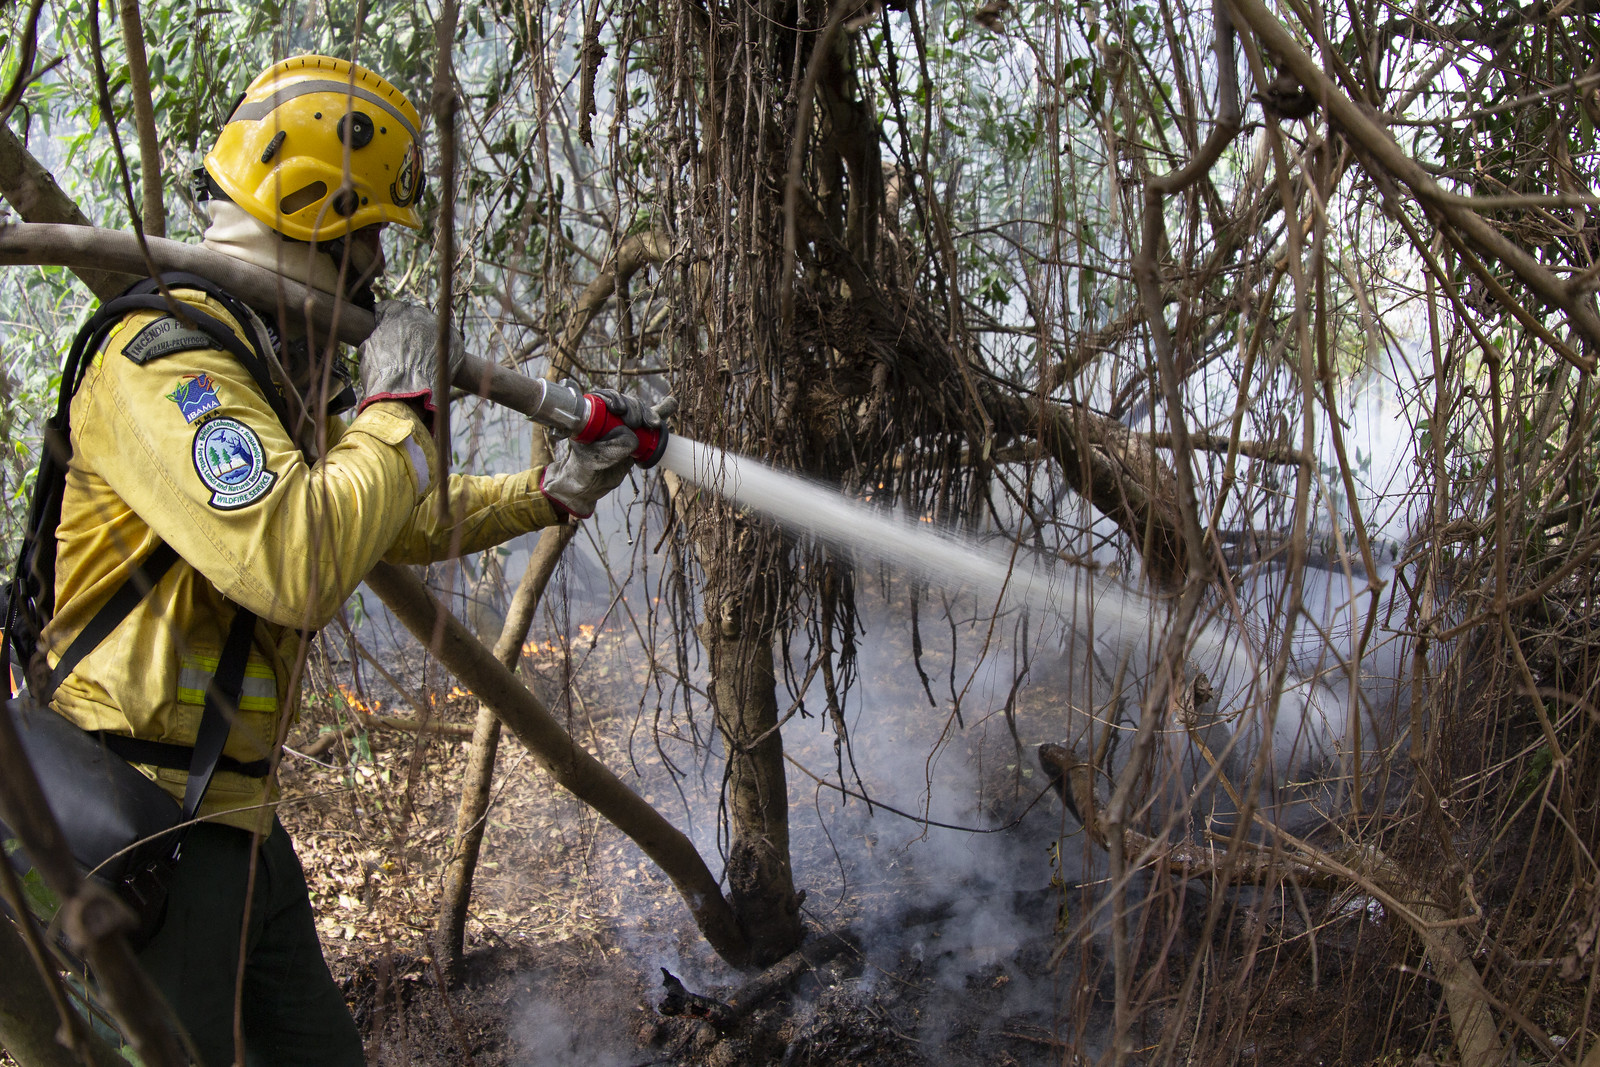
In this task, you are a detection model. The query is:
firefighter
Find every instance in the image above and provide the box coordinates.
[38,55,648,1064]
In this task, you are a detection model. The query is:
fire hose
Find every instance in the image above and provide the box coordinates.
[0,223,667,465]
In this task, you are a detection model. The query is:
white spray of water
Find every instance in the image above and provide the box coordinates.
[659,434,1231,665]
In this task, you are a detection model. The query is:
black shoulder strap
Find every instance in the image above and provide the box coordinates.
[181,604,259,823]
[135,271,293,432]
[47,542,179,694]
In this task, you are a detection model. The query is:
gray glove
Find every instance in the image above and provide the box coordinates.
[540,432,638,519]
[589,387,663,431]
[357,300,465,421]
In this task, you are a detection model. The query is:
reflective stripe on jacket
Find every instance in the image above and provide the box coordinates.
[42,287,562,831]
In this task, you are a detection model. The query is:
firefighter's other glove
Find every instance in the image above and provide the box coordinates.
[589,387,665,431]
[540,434,637,520]
[358,300,464,426]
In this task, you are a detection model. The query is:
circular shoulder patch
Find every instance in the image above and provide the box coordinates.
[192,417,278,510]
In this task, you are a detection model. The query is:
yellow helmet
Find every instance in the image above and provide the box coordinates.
[203,55,425,242]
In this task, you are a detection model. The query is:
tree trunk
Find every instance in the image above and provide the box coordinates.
[116,0,164,239]
[701,537,804,965]
[433,230,666,974]
[433,524,574,976]
[433,708,502,974]
[0,127,125,298]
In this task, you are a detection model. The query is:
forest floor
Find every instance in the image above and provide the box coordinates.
[278,622,1113,1067]
[274,601,1430,1067]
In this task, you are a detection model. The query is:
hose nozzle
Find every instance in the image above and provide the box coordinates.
[450,362,669,468]
[518,378,667,468]
[574,394,669,468]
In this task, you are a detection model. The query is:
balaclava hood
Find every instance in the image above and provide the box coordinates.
[201,199,347,298]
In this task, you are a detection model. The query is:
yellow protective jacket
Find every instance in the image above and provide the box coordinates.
[41,286,563,832]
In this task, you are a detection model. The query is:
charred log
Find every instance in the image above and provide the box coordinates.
[658,969,737,1028]
[656,929,855,1030]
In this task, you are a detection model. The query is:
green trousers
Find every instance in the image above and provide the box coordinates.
[137,818,363,1067]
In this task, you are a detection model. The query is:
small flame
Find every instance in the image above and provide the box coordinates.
[521,637,566,658]
[336,683,378,714]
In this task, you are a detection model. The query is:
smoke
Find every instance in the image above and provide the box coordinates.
[524,464,1413,1050]
[510,993,638,1067]
[655,431,1418,840]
